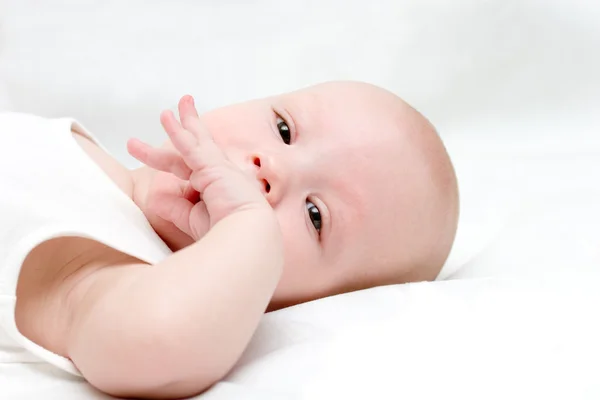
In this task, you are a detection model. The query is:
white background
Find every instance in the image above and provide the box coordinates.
[1,2,600,399]
[2,0,600,158]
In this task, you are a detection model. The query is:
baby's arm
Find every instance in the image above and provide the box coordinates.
[67,98,283,399]
[69,210,281,398]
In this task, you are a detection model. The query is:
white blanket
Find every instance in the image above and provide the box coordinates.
[3,278,599,400]
[1,1,599,399]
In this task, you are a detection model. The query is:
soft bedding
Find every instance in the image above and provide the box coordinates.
[1,0,600,399]
[3,278,600,399]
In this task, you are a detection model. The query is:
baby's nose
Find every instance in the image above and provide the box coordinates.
[249,153,288,206]
[248,155,271,196]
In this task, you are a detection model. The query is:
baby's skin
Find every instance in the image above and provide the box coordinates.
[15,81,458,398]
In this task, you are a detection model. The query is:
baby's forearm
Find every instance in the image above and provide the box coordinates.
[69,208,283,398]
[147,209,284,388]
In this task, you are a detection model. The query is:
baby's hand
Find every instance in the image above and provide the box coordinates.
[128,96,271,241]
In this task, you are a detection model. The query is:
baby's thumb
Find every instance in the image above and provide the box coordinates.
[151,193,194,238]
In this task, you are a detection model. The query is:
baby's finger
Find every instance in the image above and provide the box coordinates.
[150,182,209,241]
[160,110,198,157]
[127,138,193,180]
[152,193,195,238]
[126,138,157,165]
[174,96,227,172]
[178,96,212,145]
[178,95,200,120]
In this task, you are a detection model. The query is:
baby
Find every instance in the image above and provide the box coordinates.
[1,81,458,398]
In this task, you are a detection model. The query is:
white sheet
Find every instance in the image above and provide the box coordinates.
[3,278,600,399]
[1,0,599,399]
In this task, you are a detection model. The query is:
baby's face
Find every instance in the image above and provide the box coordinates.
[200,82,457,309]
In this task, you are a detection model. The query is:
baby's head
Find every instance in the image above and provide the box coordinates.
[200,81,459,309]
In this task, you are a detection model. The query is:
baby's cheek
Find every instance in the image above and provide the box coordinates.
[273,212,309,288]
[278,216,305,272]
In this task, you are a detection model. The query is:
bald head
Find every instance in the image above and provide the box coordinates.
[367,81,458,282]
[393,99,459,281]
[297,81,459,286]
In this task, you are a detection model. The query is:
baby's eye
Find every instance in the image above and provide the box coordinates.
[306,200,322,234]
[277,116,291,145]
